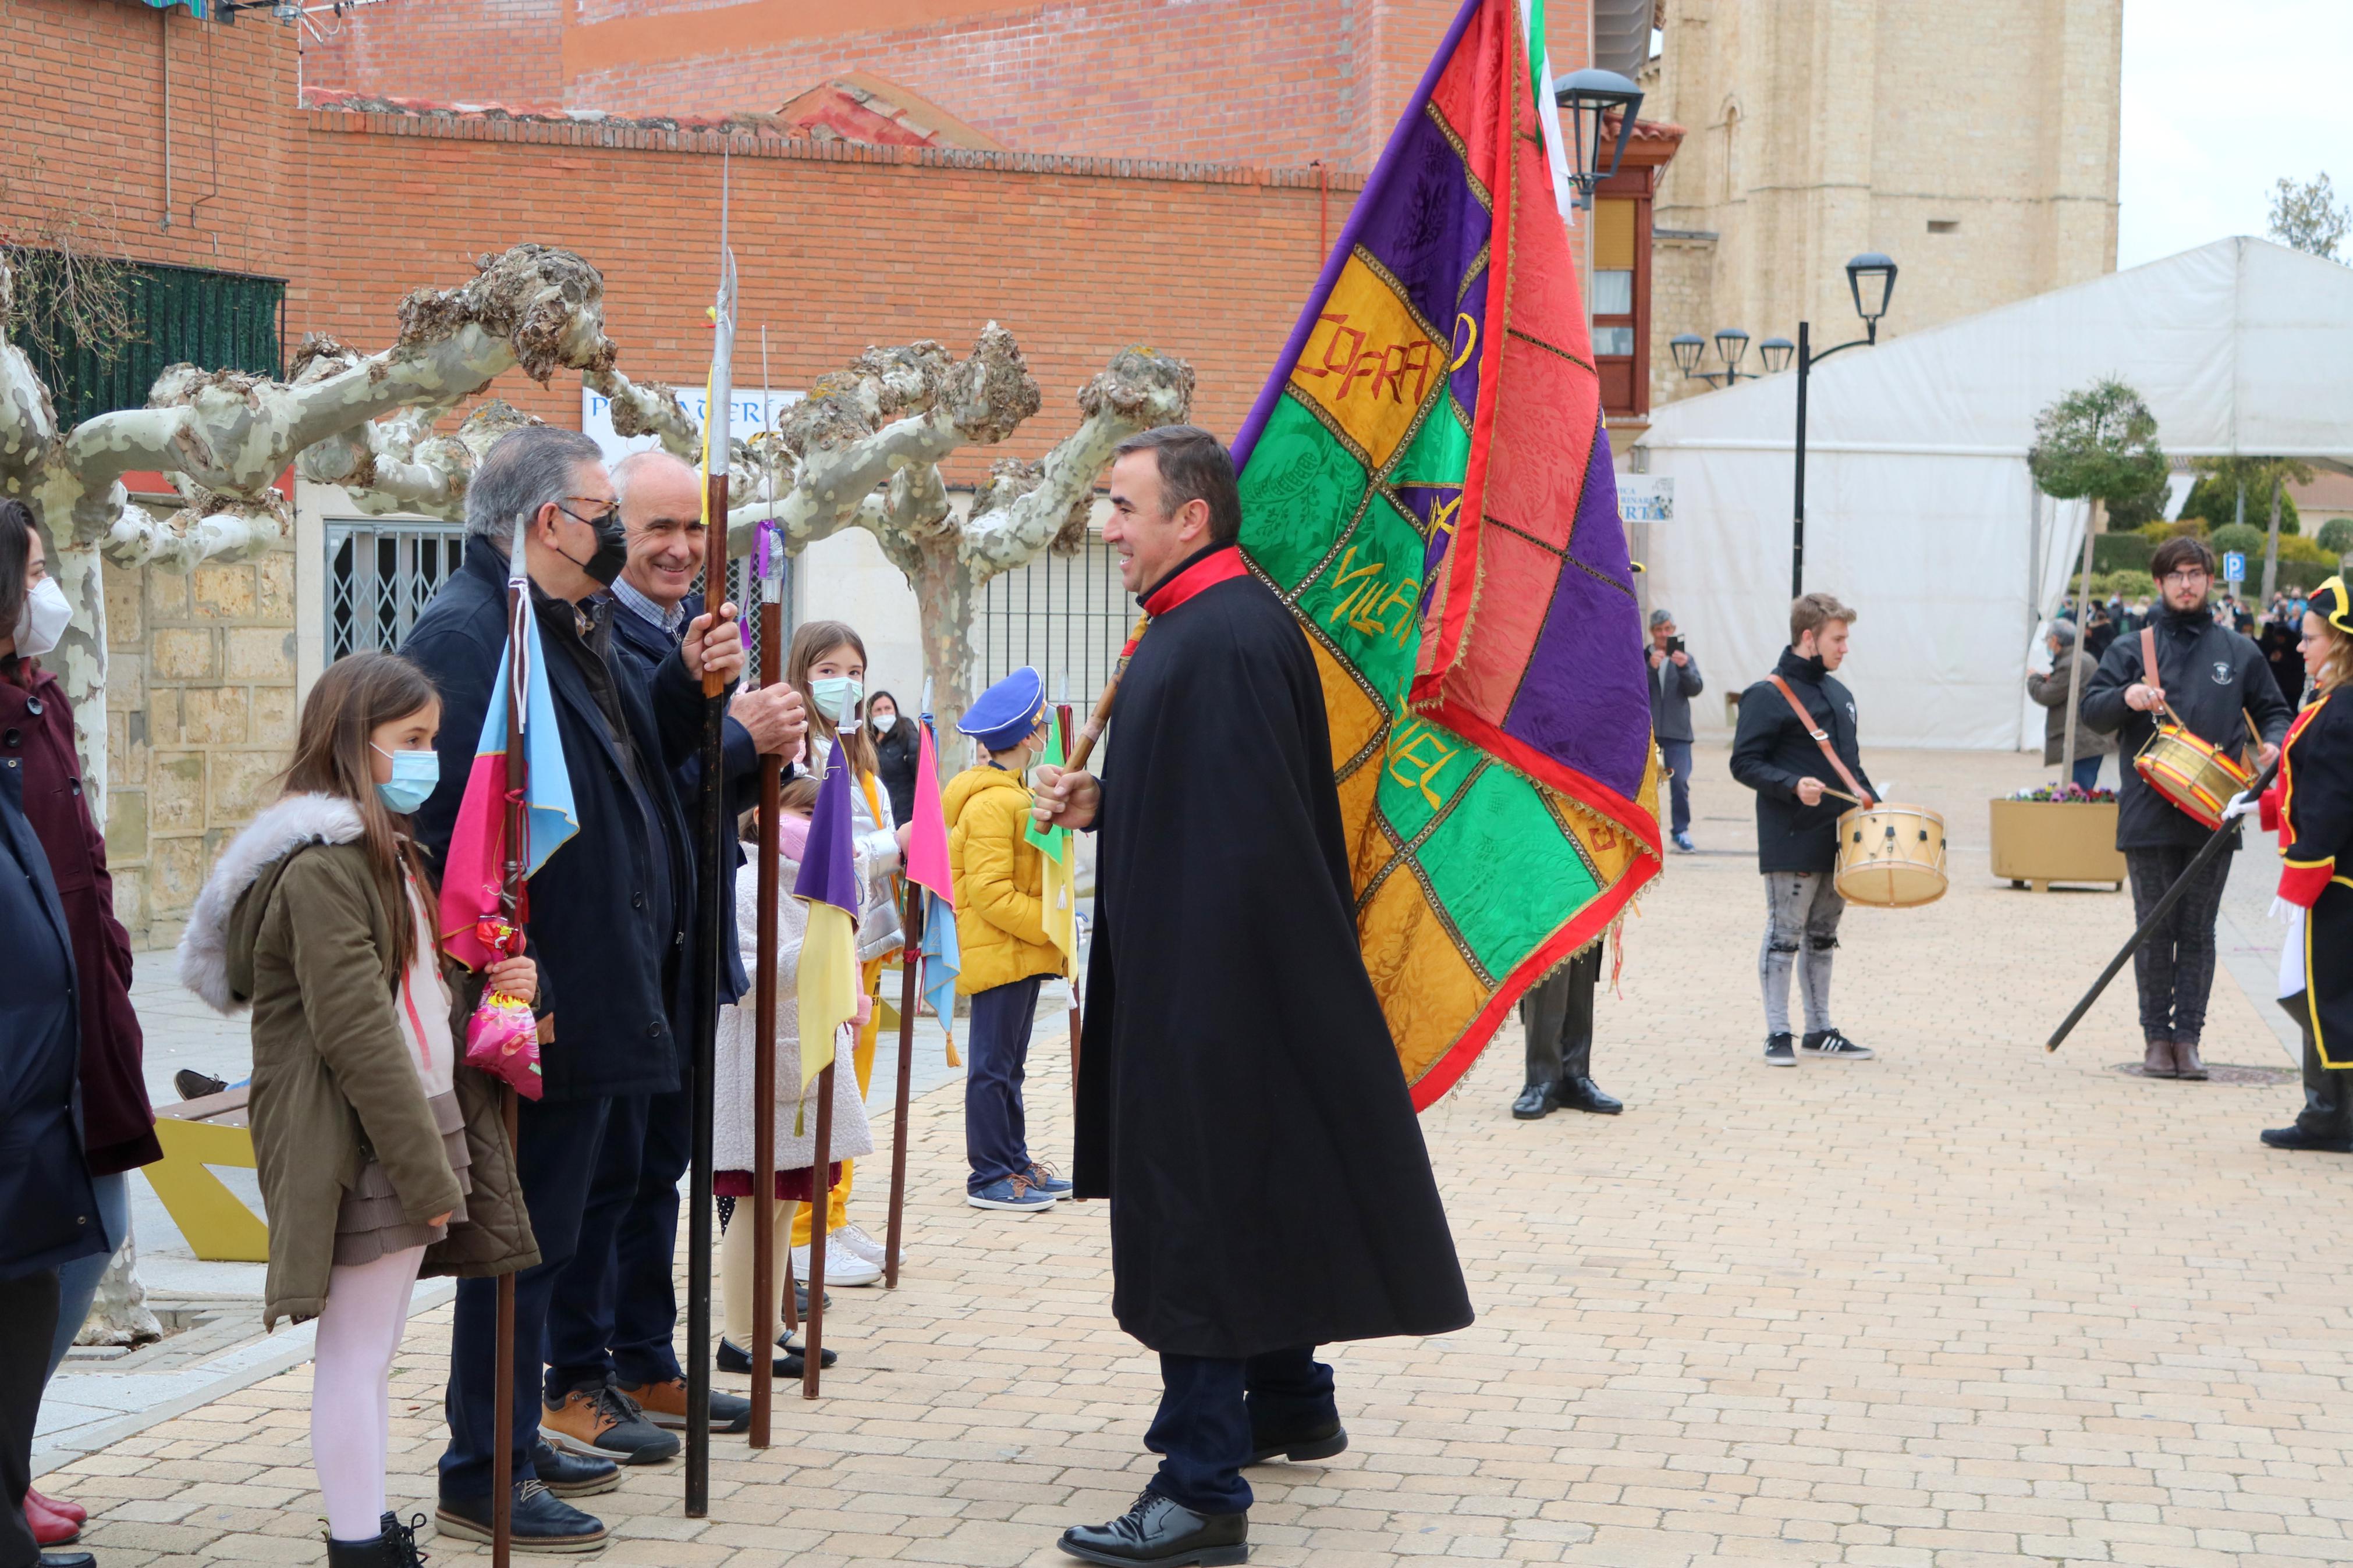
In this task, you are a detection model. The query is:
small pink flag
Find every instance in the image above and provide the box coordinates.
[906,716,954,908]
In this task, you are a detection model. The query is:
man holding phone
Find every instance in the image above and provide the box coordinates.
[1647,610,1703,854]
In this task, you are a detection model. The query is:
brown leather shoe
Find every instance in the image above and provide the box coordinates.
[2174,1039,2209,1080]
[2143,1038,2177,1078]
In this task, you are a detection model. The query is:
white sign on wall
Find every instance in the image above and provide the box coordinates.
[1617,474,1673,523]
[579,382,803,467]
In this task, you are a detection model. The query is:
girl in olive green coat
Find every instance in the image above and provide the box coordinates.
[179,653,539,1568]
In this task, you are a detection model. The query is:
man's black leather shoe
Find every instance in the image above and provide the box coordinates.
[40,1553,97,1568]
[716,1334,839,1375]
[1556,1076,1622,1115]
[530,1440,620,1497]
[435,1480,607,1553]
[2260,1124,2353,1152]
[1248,1419,1347,1465]
[1059,1491,1247,1566]
[1510,1081,1557,1119]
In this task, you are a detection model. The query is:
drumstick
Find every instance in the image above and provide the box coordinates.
[1820,786,1865,807]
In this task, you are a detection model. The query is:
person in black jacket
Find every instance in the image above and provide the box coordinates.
[540,448,809,1441]
[1730,593,1878,1068]
[401,428,745,1547]
[868,689,921,829]
[2082,535,2292,1081]
[1,752,103,1568]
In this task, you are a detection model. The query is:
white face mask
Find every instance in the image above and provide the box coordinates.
[870,712,897,734]
[12,578,69,660]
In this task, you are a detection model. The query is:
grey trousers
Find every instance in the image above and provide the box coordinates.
[1760,871,1844,1036]
[1520,944,1600,1086]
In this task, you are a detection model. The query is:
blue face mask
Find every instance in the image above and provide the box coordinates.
[810,675,863,724]
[371,744,439,816]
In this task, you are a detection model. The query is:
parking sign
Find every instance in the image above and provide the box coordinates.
[2223,550,2246,583]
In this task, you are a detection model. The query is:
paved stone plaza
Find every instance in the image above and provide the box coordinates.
[37,746,2353,1566]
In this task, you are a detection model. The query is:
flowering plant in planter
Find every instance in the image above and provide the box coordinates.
[2006,782,2118,803]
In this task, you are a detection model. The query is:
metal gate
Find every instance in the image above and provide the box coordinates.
[971,541,1135,710]
[327,519,470,662]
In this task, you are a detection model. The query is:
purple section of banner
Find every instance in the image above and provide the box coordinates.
[1499,426,1652,798]
[1229,0,1488,465]
[792,739,862,914]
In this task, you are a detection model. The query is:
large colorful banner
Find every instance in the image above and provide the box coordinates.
[1233,0,1660,1108]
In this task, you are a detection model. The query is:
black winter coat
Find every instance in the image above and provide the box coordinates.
[605,591,764,1007]
[1731,648,1878,874]
[2080,606,2293,851]
[873,720,921,829]
[1072,546,1472,1359]
[0,761,105,1281]
[403,546,714,1102]
[2266,689,2353,1067]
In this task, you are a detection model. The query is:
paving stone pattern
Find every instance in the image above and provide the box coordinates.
[42,747,2353,1566]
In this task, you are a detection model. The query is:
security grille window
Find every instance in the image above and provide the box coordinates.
[2,249,285,429]
[328,520,468,661]
[973,539,1134,716]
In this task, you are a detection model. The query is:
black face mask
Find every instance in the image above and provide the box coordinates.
[551,507,629,589]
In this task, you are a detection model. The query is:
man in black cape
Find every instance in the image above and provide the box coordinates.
[1034,425,1472,1567]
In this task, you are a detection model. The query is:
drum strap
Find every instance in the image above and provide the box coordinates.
[1769,675,1875,809]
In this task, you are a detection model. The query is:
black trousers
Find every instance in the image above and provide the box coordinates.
[1520,945,1600,1087]
[441,1094,611,1503]
[1144,1347,1336,1516]
[2,1270,59,1568]
[546,1088,689,1397]
[2281,993,2353,1140]
[2124,844,2234,1044]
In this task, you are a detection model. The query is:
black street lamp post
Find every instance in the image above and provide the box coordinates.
[1790,253,1897,598]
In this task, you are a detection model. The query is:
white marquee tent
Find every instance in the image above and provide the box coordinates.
[1632,237,2353,752]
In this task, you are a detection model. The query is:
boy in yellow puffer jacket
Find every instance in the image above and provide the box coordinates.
[945,666,1071,1213]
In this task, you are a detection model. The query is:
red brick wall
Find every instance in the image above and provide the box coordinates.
[299,0,1593,172]
[1,0,300,282]
[292,114,1365,468]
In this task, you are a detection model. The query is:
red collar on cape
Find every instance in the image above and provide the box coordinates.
[1141,546,1247,617]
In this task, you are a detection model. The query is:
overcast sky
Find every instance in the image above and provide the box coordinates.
[2118,0,2353,268]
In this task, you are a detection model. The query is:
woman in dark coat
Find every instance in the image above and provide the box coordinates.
[1,502,157,1542]
[866,688,921,828]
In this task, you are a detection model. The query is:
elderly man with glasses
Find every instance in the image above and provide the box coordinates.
[2084,534,2293,1082]
[402,426,747,1550]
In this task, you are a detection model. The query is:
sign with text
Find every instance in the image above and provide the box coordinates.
[2223,549,2246,584]
[579,383,803,467]
[1617,474,1673,524]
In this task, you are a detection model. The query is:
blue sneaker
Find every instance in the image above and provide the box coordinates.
[967,1172,1057,1211]
[1672,830,1696,853]
[1025,1161,1074,1197]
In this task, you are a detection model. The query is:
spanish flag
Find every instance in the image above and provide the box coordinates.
[793,740,862,1089]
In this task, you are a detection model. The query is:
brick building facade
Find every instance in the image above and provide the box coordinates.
[10,0,1454,945]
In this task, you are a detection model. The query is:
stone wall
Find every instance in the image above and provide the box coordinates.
[104,549,299,950]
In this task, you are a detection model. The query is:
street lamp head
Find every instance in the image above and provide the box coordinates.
[1668,333,1705,376]
[1846,253,1898,333]
[1713,328,1751,372]
[1758,336,1795,374]
[1553,68,1644,200]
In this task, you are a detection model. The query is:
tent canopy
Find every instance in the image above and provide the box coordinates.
[1633,237,2353,751]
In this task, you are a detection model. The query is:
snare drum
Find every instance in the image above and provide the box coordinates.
[2135,724,2253,830]
[1834,804,1949,908]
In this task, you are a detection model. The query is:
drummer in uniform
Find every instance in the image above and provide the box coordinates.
[2082,535,2291,1080]
[1730,592,1879,1068]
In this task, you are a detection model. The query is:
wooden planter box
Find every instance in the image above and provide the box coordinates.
[1989,798,2127,891]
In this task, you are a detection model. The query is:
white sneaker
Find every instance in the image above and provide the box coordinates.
[829,1223,901,1269]
[792,1241,883,1286]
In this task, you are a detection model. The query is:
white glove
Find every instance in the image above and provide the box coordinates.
[1874,780,1895,802]
[2221,790,2260,822]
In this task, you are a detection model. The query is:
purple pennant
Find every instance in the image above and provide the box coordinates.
[792,740,861,916]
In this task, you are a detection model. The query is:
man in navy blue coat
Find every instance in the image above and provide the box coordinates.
[404,428,745,1548]
[541,448,807,1428]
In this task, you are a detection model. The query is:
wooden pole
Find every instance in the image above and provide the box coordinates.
[749,575,782,1445]
[802,1052,833,1398]
[491,514,532,1568]
[1056,703,1080,1105]
[684,472,729,1513]
[884,886,921,1289]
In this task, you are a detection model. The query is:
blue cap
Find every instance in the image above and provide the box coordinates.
[958,666,1049,753]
